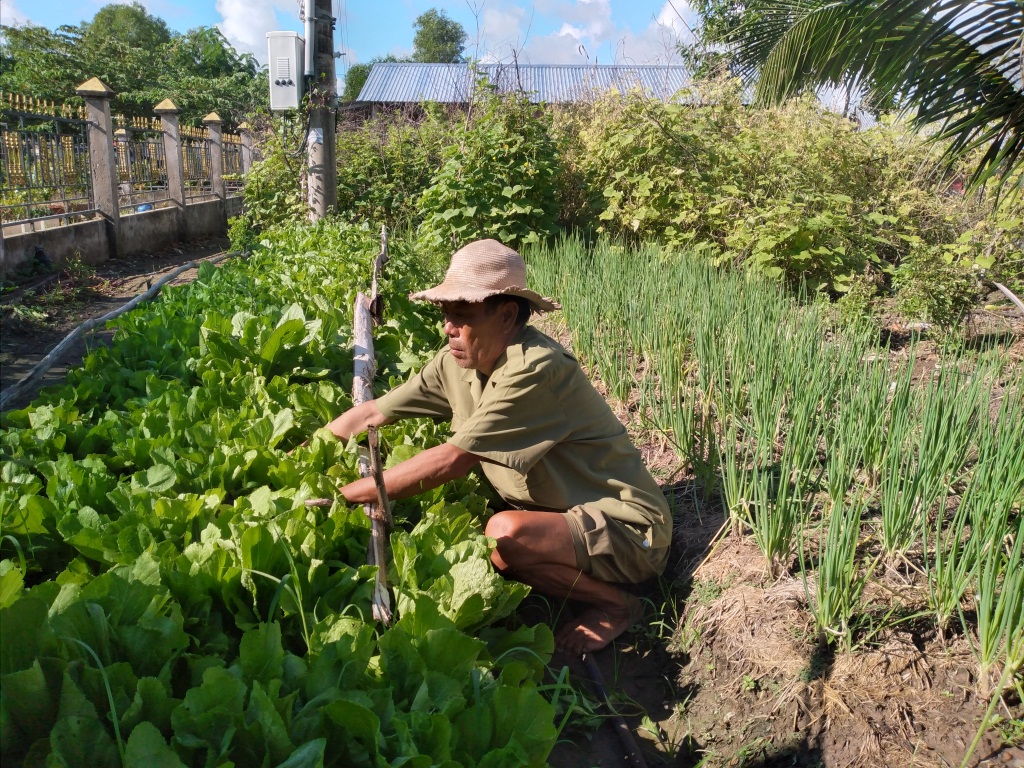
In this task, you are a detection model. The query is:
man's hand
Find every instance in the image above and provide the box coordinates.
[339,442,480,504]
[325,400,390,442]
[290,401,390,455]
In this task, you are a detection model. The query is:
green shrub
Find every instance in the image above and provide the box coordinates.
[228,112,307,251]
[893,246,981,334]
[548,105,605,233]
[561,80,1008,294]
[836,268,883,330]
[335,105,450,228]
[418,88,562,251]
[233,76,1018,317]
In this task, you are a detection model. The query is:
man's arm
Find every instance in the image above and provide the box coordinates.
[339,442,481,504]
[324,400,392,442]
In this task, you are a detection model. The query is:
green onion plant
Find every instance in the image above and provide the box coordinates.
[801,495,873,652]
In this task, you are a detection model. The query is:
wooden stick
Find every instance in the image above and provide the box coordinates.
[371,223,388,300]
[0,251,241,411]
[354,289,393,625]
[691,517,732,579]
[367,426,393,527]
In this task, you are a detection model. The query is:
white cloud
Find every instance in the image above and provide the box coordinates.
[472,4,530,63]
[216,0,296,64]
[0,0,34,27]
[655,1,698,40]
[473,0,699,66]
[556,0,613,39]
[604,1,699,64]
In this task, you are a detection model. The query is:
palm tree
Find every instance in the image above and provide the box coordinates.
[729,0,1024,196]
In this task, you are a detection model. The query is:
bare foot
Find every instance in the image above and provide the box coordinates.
[555,592,644,655]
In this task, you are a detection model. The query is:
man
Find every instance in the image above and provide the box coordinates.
[324,239,671,654]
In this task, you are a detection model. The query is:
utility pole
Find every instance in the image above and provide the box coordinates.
[307,0,337,220]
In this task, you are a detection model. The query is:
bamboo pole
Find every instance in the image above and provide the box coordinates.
[0,251,242,411]
[354,288,394,624]
[356,224,394,624]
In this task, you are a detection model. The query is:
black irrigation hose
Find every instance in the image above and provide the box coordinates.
[0,251,245,411]
[582,653,651,768]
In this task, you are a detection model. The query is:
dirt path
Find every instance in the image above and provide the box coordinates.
[0,237,231,411]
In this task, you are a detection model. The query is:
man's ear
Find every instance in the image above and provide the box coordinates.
[499,298,519,330]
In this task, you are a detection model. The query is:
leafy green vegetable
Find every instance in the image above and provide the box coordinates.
[0,221,557,767]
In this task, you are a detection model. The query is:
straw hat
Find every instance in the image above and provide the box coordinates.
[410,239,560,312]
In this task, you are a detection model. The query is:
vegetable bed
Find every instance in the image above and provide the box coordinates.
[1,222,560,768]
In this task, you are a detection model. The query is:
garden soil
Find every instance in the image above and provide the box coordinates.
[0,237,231,410]
[2,258,1021,768]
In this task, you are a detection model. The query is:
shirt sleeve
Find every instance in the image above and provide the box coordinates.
[449,357,572,474]
[375,352,453,421]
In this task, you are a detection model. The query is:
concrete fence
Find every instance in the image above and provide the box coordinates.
[0,78,252,275]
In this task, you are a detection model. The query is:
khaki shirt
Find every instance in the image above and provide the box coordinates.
[375,326,671,549]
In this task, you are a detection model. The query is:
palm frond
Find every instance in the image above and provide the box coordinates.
[731,0,1024,194]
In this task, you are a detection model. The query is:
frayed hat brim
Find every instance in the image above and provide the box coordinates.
[409,283,560,313]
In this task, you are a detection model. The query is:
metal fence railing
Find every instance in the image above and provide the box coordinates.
[223,132,244,196]
[1,90,249,231]
[181,125,213,201]
[114,116,170,213]
[1,95,95,227]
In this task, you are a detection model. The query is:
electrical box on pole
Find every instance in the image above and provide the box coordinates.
[266,32,305,111]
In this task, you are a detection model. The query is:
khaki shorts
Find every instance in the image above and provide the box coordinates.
[565,506,669,584]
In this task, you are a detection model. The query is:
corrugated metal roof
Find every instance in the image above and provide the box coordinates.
[356,63,693,104]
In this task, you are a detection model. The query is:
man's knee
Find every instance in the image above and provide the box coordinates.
[486,512,517,572]
[485,510,577,573]
[485,510,518,542]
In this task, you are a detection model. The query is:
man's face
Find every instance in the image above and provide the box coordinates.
[439,300,516,375]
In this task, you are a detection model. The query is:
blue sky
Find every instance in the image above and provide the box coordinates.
[0,0,699,85]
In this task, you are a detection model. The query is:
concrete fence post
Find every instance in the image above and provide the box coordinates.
[154,99,186,210]
[76,77,121,259]
[239,122,253,175]
[204,112,225,202]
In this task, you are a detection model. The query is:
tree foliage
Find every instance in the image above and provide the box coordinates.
[680,0,756,78]
[82,2,171,51]
[0,3,262,125]
[412,8,467,63]
[728,0,1024,196]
